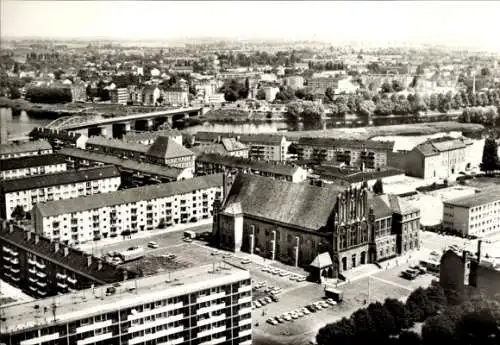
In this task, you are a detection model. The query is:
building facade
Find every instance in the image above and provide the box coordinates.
[213,174,420,276]
[109,88,129,105]
[162,87,189,106]
[0,154,67,180]
[195,154,308,183]
[123,129,183,146]
[191,138,249,159]
[0,264,252,345]
[0,220,135,299]
[406,137,472,180]
[0,140,53,160]
[146,137,196,172]
[443,188,500,237]
[32,175,223,245]
[0,166,121,220]
[296,137,394,170]
[29,127,88,150]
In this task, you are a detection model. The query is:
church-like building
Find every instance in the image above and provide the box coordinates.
[213,173,420,278]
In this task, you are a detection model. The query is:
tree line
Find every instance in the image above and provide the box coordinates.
[458,106,500,126]
[316,285,500,345]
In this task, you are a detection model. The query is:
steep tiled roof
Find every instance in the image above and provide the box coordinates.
[0,140,52,155]
[371,194,419,218]
[310,252,333,268]
[146,136,194,159]
[222,173,344,231]
[197,154,300,177]
[35,174,222,217]
[414,137,467,157]
[0,223,134,284]
[221,138,248,152]
[59,148,184,180]
[191,139,248,156]
[0,165,120,193]
[298,137,395,151]
[0,154,66,171]
[87,136,148,153]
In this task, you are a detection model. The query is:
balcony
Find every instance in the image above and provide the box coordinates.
[28,258,37,265]
[197,303,226,315]
[239,296,252,304]
[56,273,67,280]
[36,262,46,269]
[200,336,227,345]
[239,318,252,327]
[10,267,20,274]
[197,292,226,304]
[36,271,47,278]
[238,285,251,293]
[239,329,252,338]
[28,276,37,283]
[198,325,226,338]
[37,281,47,287]
[11,258,19,265]
[28,267,37,275]
[3,264,11,270]
[57,282,67,289]
[67,277,77,284]
[198,314,226,327]
[238,307,252,316]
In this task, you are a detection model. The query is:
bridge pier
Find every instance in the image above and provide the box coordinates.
[112,122,131,139]
[135,119,154,132]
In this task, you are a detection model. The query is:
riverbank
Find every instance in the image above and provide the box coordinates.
[282,122,485,141]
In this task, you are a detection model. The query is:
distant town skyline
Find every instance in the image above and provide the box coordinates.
[1,1,500,52]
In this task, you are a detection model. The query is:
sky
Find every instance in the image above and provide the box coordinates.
[1,1,500,51]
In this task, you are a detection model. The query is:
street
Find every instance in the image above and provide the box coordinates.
[420,230,500,258]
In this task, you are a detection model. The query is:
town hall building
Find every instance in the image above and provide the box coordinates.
[212,173,420,278]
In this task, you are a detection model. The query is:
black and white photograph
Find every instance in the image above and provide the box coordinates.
[0,1,499,345]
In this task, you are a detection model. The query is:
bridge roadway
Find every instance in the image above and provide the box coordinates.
[50,106,203,131]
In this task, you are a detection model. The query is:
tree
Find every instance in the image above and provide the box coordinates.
[480,138,499,174]
[455,309,500,345]
[392,80,404,92]
[381,82,393,93]
[383,297,414,331]
[373,179,384,195]
[367,302,397,338]
[421,314,456,344]
[398,330,422,345]
[316,317,356,345]
[358,100,376,116]
[158,218,166,229]
[53,69,64,80]
[284,102,301,123]
[406,287,437,322]
[325,87,335,102]
[351,308,376,342]
[11,205,26,221]
[255,88,266,100]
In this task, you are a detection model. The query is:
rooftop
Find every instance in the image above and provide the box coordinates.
[0,262,249,335]
[298,137,395,151]
[414,137,467,156]
[146,136,194,159]
[59,148,184,180]
[123,129,182,143]
[314,165,405,183]
[222,173,345,231]
[29,127,83,142]
[197,153,301,177]
[87,136,148,153]
[0,221,134,288]
[191,139,248,156]
[0,140,52,156]
[444,188,500,208]
[194,132,285,145]
[0,154,67,172]
[0,165,120,193]
[34,174,222,217]
[372,194,420,217]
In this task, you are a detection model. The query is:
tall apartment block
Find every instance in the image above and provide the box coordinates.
[0,165,121,220]
[0,264,252,345]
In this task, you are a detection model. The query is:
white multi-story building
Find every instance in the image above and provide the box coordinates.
[0,154,67,180]
[32,174,223,244]
[443,188,500,237]
[109,87,129,105]
[0,140,53,160]
[0,166,121,220]
[284,76,304,90]
[0,264,252,345]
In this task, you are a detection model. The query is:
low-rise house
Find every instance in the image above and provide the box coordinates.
[32,175,223,245]
[146,136,196,172]
[0,140,53,160]
[0,154,67,180]
[0,166,121,220]
[196,154,308,183]
[29,127,88,149]
[0,220,136,298]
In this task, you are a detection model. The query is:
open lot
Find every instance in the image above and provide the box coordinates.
[0,279,34,307]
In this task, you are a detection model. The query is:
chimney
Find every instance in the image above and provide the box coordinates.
[123,270,128,281]
[87,255,92,267]
[35,234,39,244]
[97,259,103,271]
[63,246,69,257]
[477,240,482,261]
[54,242,60,253]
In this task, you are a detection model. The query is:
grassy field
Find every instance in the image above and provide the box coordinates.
[283,122,484,141]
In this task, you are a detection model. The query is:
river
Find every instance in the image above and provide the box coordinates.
[1,108,53,137]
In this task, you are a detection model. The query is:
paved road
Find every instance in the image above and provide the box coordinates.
[78,223,212,256]
[420,231,500,258]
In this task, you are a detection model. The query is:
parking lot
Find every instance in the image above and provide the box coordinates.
[252,262,435,338]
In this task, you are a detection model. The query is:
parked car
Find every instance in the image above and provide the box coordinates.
[267,318,278,325]
[241,259,251,264]
[183,237,193,243]
[301,307,311,315]
[271,295,279,302]
[326,298,337,306]
[147,241,159,249]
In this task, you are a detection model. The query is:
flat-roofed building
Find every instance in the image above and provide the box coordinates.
[109,87,129,105]
[312,166,405,189]
[0,263,252,345]
[29,127,88,149]
[196,154,308,183]
[0,220,136,299]
[32,175,223,245]
[0,166,121,220]
[0,154,67,180]
[443,188,500,237]
[296,137,394,170]
[0,140,53,160]
[60,148,193,185]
